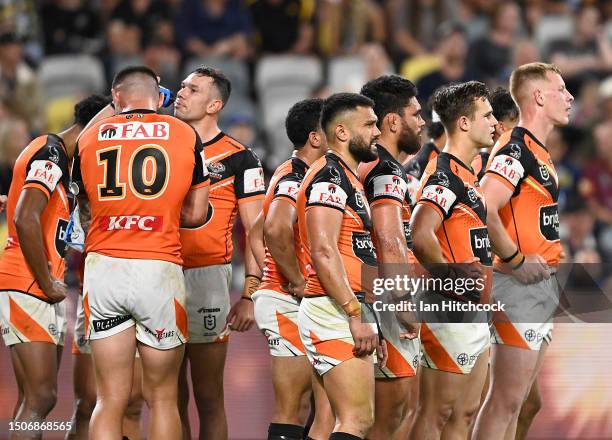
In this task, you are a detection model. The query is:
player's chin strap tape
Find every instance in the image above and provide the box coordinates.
[355,292,385,343]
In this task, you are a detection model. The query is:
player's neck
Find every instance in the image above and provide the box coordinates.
[444,137,478,167]
[329,148,359,175]
[377,136,400,161]
[295,145,321,166]
[57,124,81,159]
[517,116,553,147]
[191,117,221,144]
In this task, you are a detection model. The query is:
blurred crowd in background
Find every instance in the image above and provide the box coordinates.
[0,0,611,288]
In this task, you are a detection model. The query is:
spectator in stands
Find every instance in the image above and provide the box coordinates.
[41,0,102,55]
[0,0,42,59]
[416,22,474,107]
[175,0,252,60]
[0,116,30,195]
[318,0,386,56]
[249,0,315,55]
[0,32,42,132]
[107,1,182,87]
[110,0,174,48]
[386,0,459,61]
[580,121,612,262]
[548,128,581,212]
[467,2,522,85]
[98,20,143,85]
[599,76,612,124]
[548,5,612,94]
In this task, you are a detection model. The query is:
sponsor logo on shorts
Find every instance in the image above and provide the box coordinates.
[77,335,87,347]
[99,215,163,232]
[412,355,419,369]
[524,329,536,342]
[92,315,131,332]
[48,324,58,336]
[539,204,560,241]
[456,352,478,367]
[198,307,220,332]
[143,326,175,341]
[267,336,280,347]
[98,122,169,140]
[1,325,10,336]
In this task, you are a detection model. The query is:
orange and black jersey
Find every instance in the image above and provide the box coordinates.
[0,134,71,301]
[472,150,491,181]
[416,152,492,267]
[297,152,376,297]
[73,110,209,266]
[260,155,309,293]
[485,127,561,266]
[404,141,440,207]
[359,144,413,251]
[180,132,265,268]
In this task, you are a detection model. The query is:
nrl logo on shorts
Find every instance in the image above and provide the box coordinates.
[509,144,521,159]
[197,308,217,331]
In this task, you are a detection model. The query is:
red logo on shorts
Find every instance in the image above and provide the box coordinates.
[155,328,165,341]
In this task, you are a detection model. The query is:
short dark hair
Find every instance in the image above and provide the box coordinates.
[427,121,445,140]
[320,93,375,138]
[360,75,418,127]
[489,87,518,122]
[432,81,490,133]
[74,94,111,127]
[285,98,324,149]
[191,66,232,105]
[111,65,159,89]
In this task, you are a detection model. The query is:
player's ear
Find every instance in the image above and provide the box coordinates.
[207,99,223,115]
[534,88,544,107]
[157,91,165,109]
[111,89,121,111]
[495,122,505,137]
[458,115,470,133]
[385,113,398,134]
[335,123,348,143]
[309,130,321,148]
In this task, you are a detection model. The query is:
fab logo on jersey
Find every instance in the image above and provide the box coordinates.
[98,122,170,141]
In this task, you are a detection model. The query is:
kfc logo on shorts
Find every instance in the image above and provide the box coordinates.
[309,182,348,209]
[97,122,170,140]
[99,215,163,231]
[490,154,524,186]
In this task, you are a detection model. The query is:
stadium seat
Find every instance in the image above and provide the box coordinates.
[183,56,251,98]
[40,55,106,102]
[534,14,574,56]
[328,56,367,93]
[255,55,322,93]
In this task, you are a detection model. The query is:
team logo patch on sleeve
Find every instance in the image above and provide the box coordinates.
[275,180,301,200]
[372,174,407,200]
[308,182,348,210]
[489,154,524,186]
[420,185,457,214]
[27,160,63,191]
[244,167,265,194]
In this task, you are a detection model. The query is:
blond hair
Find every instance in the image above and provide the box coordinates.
[509,62,562,106]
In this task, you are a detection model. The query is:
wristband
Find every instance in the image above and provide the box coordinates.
[340,297,361,318]
[501,248,519,263]
[242,274,261,299]
[511,255,526,270]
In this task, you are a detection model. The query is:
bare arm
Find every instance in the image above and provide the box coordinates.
[264,198,304,294]
[238,198,264,279]
[410,203,445,265]
[247,211,265,271]
[180,185,210,228]
[479,176,517,259]
[14,188,66,302]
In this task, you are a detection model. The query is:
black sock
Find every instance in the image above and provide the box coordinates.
[268,423,305,440]
[329,433,362,440]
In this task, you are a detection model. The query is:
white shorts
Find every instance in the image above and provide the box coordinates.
[491,272,557,351]
[370,307,420,379]
[420,322,490,374]
[298,296,377,376]
[72,294,89,354]
[252,289,306,357]
[184,264,232,344]
[83,252,188,349]
[0,291,66,346]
